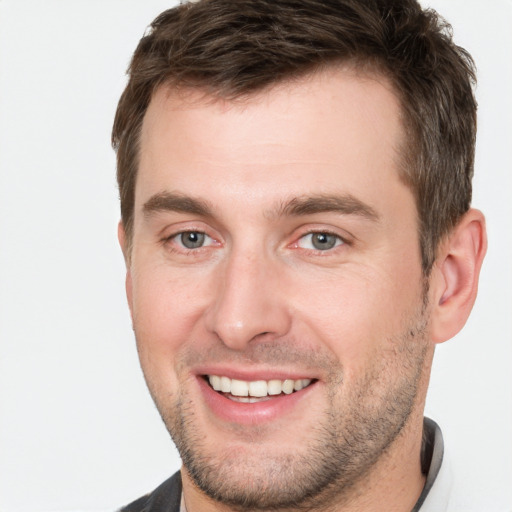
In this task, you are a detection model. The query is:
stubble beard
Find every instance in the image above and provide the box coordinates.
[146,308,430,512]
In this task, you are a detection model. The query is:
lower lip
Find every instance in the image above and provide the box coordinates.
[197,377,316,425]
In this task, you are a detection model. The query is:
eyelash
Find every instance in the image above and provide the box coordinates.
[163,230,217,254]
[293,230,349,254]
[162,229,349,256]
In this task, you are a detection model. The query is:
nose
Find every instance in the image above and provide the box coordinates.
[204,250,291,351]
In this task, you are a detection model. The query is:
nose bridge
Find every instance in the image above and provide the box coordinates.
[205,243,290,350]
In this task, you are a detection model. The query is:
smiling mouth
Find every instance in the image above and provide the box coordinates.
[206,375,315,403]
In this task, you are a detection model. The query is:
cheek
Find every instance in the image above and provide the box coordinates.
[288,263,422,371]
[130,265,210,377]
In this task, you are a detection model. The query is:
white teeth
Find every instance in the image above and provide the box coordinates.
[207,375,313,397]
[220,376,231,393]
[248,380,268,398]
[282,379,294,394]
[267,379,282,395]
[230,379,249,397]
[210,375,222,391]
[294,379,312,391]
[229,396,270,403]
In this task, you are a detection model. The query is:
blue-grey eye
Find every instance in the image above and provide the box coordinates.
[298,232,343,251]
[179,231,206,249]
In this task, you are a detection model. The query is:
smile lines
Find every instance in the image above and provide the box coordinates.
[207,375,313,398]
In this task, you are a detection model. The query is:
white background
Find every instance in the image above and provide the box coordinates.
[0,1,510,511]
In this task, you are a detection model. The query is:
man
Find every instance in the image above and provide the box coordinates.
[112,0,486,510]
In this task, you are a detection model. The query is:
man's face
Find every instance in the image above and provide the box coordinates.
[125,68,432,509]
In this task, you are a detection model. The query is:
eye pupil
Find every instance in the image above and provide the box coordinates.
[312,233,337,250]
[180,231,205,249]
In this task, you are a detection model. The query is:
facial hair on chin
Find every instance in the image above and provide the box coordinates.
[144,310,430,512]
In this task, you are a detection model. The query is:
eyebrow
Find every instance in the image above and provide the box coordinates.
[275,194,380,221]
[143,192,214,218]
[143,191,379,222]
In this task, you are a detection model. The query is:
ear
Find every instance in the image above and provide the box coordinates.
[118,221,134,321]
[429,209,487,344]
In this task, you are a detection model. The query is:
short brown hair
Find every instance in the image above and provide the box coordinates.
[112,0,477,273]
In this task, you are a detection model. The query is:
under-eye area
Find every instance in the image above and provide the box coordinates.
[205,375,316,403]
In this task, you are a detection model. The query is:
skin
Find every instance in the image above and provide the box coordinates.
[119,67,487,512]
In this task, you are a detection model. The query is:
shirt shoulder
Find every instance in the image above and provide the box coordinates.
[118,471,182,512]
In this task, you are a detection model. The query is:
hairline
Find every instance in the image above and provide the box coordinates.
[122,61,423,267]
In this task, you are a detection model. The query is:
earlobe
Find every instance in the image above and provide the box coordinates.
[430,209,487,344]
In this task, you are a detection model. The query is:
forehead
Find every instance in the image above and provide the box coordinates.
[137,67,407,216]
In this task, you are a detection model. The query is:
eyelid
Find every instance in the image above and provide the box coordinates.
[298,232,343,248]
[172,231,214,249]
[161,224,223,253]
[289,226,353,253]
[158,219,219,240]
